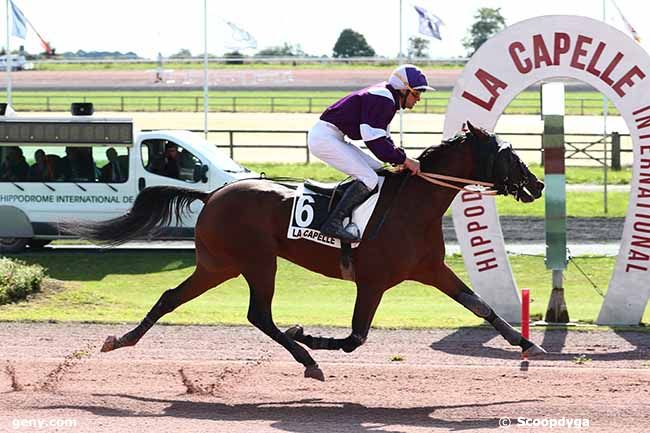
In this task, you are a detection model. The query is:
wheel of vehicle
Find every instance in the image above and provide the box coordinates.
[28,239,52,249]
[0,238,29,253]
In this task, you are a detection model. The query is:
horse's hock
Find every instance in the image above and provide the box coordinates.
[444,15,650,325]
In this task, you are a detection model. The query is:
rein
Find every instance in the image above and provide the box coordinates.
[417,172,497,195]
[367,170,495,242]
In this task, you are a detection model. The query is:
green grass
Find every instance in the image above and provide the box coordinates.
[554,165,632,185]
[0,252,647,327]
[245,162,349,182]
[496,191,628,217]
[2,89,618,115]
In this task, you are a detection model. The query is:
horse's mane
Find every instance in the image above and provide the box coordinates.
[376,132,471,179]
[417,132,469,172]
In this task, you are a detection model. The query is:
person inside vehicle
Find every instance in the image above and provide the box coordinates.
[62,147,96,182]
[0,146,29,181]
[61,147,82,181]
[163,142,181,179]
[307,64,433,242]
[100,147,125,182]
[28,149,54,181]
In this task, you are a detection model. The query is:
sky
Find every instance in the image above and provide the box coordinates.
[1,0,649,60]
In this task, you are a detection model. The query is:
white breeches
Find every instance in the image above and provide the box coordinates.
[307,120,382,190]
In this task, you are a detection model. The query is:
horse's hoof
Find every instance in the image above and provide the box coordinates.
[523,343,547,358]
[285,325,304,340]
[101,336,117,352]
[304,365,325,382]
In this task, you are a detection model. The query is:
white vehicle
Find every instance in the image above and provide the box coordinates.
[0,113,257,252]
[0,54,33,71]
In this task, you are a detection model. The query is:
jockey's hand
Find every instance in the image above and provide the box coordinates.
[402,157,421,175]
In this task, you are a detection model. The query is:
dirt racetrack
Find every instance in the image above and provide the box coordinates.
[1,323,649,432]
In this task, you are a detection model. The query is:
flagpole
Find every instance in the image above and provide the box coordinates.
[5,0,12,106]
[398,0,404,147]
[603,0,608,213]
[398,0,402,60]
[203,0,208,139]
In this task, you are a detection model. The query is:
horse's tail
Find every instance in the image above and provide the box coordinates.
[62,186,210,246]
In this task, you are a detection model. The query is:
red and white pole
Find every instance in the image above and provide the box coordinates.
[521,288,530,360]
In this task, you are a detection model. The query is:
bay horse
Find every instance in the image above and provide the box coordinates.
[69,121,545,381]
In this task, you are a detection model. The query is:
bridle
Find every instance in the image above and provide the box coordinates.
[414,140,532,200]
[497,157,534,201]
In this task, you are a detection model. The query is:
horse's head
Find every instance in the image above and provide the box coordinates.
[466,121,544,203]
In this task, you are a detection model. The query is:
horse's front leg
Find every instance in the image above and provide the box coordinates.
[413,263,546,357]
[242,256,326,381]
[286,284,385,353]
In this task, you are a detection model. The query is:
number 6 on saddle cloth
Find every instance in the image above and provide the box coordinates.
[287,178,385,249]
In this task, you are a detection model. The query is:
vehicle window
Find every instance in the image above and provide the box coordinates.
[141,139,203,183]
[0,146,29,181]
[141,145,149,168]
[0,145,129,183]
[94,147,129,183]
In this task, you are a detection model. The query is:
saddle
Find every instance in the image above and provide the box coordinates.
[287,177,385,282]
[303,178,355,210]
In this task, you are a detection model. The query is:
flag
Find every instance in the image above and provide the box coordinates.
[414,5,443,40]
[611,0,641,43]
[10,0,28,39]
[225,21,257,50]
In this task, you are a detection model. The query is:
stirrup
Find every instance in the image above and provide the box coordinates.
[321,222,361,243]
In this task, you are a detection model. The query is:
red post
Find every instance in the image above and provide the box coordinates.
[521,288,530,360]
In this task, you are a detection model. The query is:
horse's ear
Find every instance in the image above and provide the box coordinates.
[466,120,487,140]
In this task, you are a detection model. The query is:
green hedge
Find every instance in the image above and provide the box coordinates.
[0,258,45,305]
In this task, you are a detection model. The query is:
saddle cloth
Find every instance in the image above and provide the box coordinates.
[287,177,385,248]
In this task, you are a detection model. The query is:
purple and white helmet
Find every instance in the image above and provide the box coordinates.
[388,64,435,92]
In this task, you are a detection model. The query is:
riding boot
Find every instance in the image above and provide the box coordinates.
[320,180,373,243]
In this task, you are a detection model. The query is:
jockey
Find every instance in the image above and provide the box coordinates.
[307,64,434,242]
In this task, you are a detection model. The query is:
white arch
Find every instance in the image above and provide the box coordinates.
[444,15,650,325]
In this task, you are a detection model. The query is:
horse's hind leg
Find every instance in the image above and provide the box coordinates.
[101,264,237,352]
[242,257,324,381]
[413,263,546,357]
